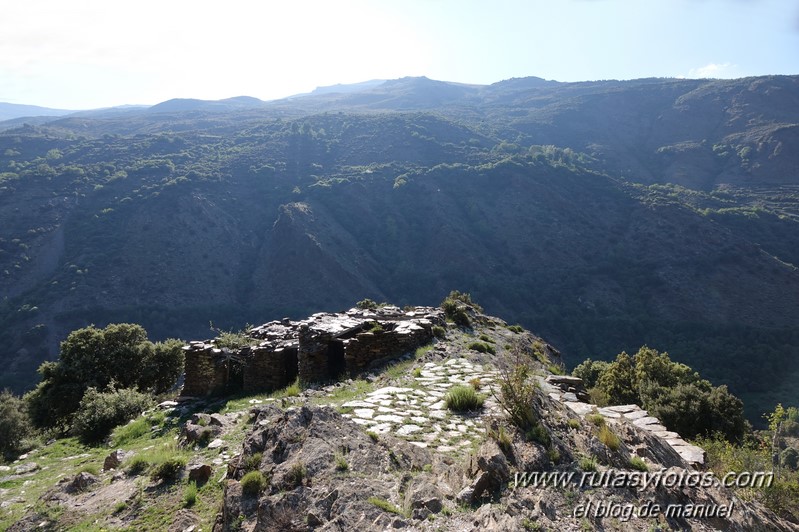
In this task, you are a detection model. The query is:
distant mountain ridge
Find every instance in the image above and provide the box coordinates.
[0,102,75,121]
[1,74,798,424]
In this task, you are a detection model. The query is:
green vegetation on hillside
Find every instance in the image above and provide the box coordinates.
[573,346,748,441]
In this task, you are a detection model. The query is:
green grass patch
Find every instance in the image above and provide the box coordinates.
[184,481,198,507]
[567,418,581,429]
[506,324,524,334]
[467,341,496,354]
[629,456,649,472]
[445,385,485,411]
[586,413,605,427]
[598,425,620,451]
[334,452,349,472]
[579,456,597,472]
[367,496,405,516]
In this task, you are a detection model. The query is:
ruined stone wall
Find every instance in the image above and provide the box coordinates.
[297,325,333,385]
[344,325,433,374]
[243,346,298,392]
[182,343,229,396]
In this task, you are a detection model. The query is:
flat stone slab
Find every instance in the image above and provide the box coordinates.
[396,424,423,436]
[566,402,594,416]
[368,387,414,396]
[343,400,377,408]
[602,404,640,414]
[374,414,405,423]
[354,408,374,419]
[632,416,662,427]
[622,409,649,421]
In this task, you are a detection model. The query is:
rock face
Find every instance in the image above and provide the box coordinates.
[217,403,796,532]
[182,305,443,396]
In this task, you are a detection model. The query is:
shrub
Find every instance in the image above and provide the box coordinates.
[25,323,183,431]
[479,334,494,344]
[125,455,150,475]
[241,470,267,495]
[150,456,186,481]
[506,325,524,334]
[356,298,379,310]
[72,386,153,444]
[0,389,33,459]
[493,345,540,430]
[441,290,480,328]
[526,423,551,447]
[334,452,349,472]
[468,342,496,355]
[366,431,379,442]
[586,414,605,427]
[285,461,307,487]
[488,425,513,453]
[445,385,484,412]
[432,325,446,339]
[579,456,597,471]
[243,452,263,472]
[598,425,620,451]
[567,419,581,429]
[629,456,649,472]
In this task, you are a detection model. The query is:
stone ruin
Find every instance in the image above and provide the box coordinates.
[181,305,444,397]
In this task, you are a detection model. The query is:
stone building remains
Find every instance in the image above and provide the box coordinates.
[181,305,444,396]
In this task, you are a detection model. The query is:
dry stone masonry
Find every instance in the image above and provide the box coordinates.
[181,306,443,396]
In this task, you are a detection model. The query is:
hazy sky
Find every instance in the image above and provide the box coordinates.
[1,0,797,109]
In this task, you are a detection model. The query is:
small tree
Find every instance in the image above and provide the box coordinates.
[72,386,154,444]
[0,389,33,460]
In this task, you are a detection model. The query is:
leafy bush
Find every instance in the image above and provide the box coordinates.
[356,298,379,310]
[441,290,480,328]
[0,389,33,459]
[25,323,183,431]
[72,386,153,444]
[241,470,267,495]
[445,385,484,411]
[583,346,748,441]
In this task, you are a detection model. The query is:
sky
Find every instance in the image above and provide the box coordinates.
[1,0,797,110]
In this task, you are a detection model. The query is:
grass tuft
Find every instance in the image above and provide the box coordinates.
[444,385,485,412]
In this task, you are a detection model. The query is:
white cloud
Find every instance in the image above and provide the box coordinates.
[682,62,739,79]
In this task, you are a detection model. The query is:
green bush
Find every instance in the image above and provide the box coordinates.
[432,325,446,339]
[25,323,183,432]
[468,342,496,354]
[445,385,484,411]
[441,290,480,328]
[285,461,307,487]
[72,386,153,444]
[125,455,149,475]
[579,456,597,471]
[526,423,551,447]
[150,456,186,482]
[506,325,524,334]
[241,470,267,495]
[0,389,33,460]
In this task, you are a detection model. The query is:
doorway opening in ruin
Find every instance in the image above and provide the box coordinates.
[327,340,346,379]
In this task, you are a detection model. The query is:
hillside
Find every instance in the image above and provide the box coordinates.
[0,305,794,531]
[1,75,799,421]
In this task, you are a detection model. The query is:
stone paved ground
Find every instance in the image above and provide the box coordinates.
[336,357,501,452]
